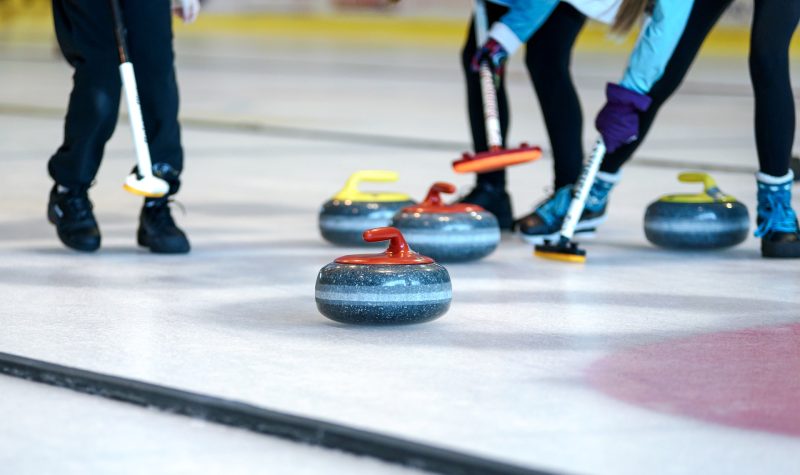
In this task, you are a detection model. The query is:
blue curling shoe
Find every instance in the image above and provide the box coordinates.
[756,171,800,258]
[517,171,619,244]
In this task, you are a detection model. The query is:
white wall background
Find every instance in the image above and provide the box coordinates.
[203,0,753,25]
[203,0,467,16]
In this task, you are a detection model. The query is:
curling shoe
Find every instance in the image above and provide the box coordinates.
[458,182,514,230]
[47,184,101,252]
[517,171,619,244]
[137,198,190,254]
[755,171,800,258]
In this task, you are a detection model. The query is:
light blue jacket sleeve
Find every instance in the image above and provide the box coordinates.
[487,0,560,56]
[620,0,695,94]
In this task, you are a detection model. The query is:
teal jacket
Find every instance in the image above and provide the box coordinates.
[487,0,694,94]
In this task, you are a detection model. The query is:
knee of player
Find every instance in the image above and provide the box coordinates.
[525,48,568,79]
[748,45,788,81]
[72,69,120,115]
[89,89,122,124]
[526,55,568,85]
[133,55,177,83]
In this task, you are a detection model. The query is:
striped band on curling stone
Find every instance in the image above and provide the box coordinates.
[315,227,452,325]
[319,199,414,246]
[644,173,750,250]
[394,211,500,262]
[318,170,414,246]
[391,182,501,262]
[315,263,451,325]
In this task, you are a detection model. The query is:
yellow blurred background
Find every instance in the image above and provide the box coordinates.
[1,0,797,57]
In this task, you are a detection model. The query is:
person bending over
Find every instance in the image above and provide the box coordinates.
[594,0,800,258]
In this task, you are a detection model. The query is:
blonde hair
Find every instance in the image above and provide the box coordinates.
[611,0,650,35]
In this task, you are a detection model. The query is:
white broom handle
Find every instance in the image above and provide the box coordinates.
[560,138,607,240]
[119,62,154,178]
[480,64,503,149]
[474,0,503,149]
[474,0,488,44]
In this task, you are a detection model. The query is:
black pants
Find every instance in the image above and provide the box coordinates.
[49,0,183,190]
[462,2,586,189]
[601,0,800,177]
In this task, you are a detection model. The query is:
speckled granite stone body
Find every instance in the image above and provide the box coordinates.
[319,200,415,246]
[644,201,750,249]
[315,263,451,325]
[392,211,500,262]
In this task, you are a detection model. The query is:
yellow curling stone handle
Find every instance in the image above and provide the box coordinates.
[333,170,411,202]
[660,172,737,204]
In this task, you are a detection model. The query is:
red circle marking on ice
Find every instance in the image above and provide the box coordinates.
[587,324,800,436]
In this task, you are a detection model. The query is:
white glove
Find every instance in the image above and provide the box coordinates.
[172,0,200,24]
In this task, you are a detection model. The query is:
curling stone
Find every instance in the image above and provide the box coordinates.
[644,172,750,249]
[319,170,415,246]
[391,182,500,262]
[315,227,451,325]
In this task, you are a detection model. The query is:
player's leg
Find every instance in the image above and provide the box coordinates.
[750,0,800,258]
[459,2,514,230]
[47,0,121,252]
[125,1,190,254]
[517,3,616,243]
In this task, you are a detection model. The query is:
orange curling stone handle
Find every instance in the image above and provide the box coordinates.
[402,181,485,214]
[335,227,434,265]
[453,143,542,174]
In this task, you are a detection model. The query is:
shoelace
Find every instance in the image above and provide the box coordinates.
[145,199,185,229]
[534,178,613,224]
[755,187,798,237]
[63,191,93,221]
[535,186,572,225]
[587,180,613,209]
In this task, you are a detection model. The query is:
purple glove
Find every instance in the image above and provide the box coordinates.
[595,83,653,153]
[471,38,509,85]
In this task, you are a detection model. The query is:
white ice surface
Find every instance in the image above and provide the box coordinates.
[0,36,799,475]
[0,377,423,475]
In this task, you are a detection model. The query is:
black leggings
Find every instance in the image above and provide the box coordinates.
[462,2,587,189]
[601,0,800,177]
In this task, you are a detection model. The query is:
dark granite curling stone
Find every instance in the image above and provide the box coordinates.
[315,227,451,325]
[644,172,750,249]
[319,170,415,246]
[391,182,500,262]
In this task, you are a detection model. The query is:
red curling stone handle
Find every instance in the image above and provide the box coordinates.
[421,182,457,207]
[335,227,433,265]
[362,227,411,257]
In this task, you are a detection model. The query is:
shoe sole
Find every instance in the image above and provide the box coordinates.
[519,216,606,245]
[522,229,596,245]
[761,242,800,258]
[137,231,191,254]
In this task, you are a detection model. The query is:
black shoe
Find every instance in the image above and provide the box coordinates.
[791,157,800,181]
[761,230,800,258]
[137,199,190,254]
[458,182,514,230]
[756,173,800,258]
[47,185,101,252]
